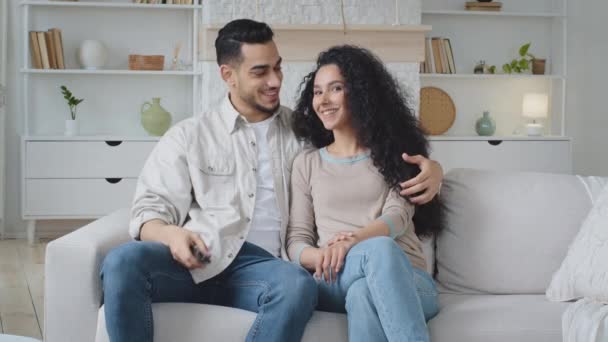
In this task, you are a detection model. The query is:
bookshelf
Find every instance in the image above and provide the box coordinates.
[420,0,567,138]
[19,0,202,242]
[420,0,571,174]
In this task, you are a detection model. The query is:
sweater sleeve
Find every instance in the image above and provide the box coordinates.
[378,188,415,239]
[286,151,317,265]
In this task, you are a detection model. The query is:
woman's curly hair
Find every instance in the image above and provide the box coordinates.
[292,45,443,238]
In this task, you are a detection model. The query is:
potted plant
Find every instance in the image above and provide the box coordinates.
[60,85,84,136]
[502,43,546,75]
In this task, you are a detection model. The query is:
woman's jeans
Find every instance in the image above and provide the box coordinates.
[100,241,317,342]
[316,236,439,342]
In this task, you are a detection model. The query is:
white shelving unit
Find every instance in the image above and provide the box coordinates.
[420,0,571,173]
[20,0,202,242]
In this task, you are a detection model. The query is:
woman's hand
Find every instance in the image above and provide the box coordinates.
[399,153,443,204]
[315,236,358,283]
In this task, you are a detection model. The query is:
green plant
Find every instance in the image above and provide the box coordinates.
[502,43,535,74]
[60,85,84,120]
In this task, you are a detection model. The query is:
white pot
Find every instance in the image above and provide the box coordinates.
[78,40,108,70]
[65,119,78,136]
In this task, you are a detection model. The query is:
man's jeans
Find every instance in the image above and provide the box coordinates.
[316,236,439,342]
[101,241,317,342]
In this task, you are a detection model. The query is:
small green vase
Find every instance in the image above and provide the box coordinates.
[140,97,172,136]
[475,111,496,136]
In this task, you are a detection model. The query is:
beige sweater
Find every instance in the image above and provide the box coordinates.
[286,148,427,271]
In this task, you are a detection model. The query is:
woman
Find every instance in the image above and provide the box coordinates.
[287,45,443,342]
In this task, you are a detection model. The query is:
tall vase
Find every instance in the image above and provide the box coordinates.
[475,111,496,136]
[140,97,172,136]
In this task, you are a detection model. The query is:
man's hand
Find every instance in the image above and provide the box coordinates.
[141,220,210,270]
[166,227,211,270]
[399,153,443,204]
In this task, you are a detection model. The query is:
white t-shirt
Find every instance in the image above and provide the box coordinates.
[247,117,282,257]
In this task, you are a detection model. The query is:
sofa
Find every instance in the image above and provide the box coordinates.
[44,169,608,342]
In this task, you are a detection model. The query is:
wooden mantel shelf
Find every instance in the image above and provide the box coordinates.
[202,24,432,63]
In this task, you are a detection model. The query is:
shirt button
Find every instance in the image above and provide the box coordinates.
[239,236,244,240]
[250,141,256,147]
[207,166,214,171]
[246,217,251,222]
[248,193,254,198]
[228,253,234,258]
[252,167,257,172]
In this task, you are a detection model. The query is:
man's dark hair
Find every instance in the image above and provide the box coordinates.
[215,19,274,66]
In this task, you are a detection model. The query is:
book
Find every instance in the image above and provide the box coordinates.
[45,31,57,69]
[36,31,51,69]
[425,38,435,73]
[438,38,450,73]
[50,28,65,69]
[431,38,444,74]
[29,31,43,69]
[444,39,456,74]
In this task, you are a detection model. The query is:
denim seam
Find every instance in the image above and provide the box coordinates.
[144,275,153,341]
[222,280,271,342]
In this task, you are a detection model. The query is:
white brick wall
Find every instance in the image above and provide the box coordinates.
[200,0,421,113]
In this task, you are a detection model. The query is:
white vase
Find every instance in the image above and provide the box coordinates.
[78,40,108,70]
[65,119,78,136]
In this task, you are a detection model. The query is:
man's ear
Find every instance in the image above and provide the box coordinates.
[220,64,236,88]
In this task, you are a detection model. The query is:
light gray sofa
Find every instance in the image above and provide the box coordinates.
[44,169,608,342]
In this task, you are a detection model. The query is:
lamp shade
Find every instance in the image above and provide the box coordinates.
[522,93,548,119]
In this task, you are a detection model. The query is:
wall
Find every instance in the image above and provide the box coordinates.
[567,0,608,176]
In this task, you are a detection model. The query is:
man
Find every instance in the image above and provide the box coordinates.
[100,19,444,342]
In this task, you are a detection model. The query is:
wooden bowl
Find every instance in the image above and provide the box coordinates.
[128,54,165,71]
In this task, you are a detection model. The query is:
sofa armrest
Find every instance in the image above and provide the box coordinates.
[44,208,131,342]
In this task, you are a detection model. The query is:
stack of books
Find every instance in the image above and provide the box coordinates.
[29,28,65,70]
[420,37,456,74]
[465,1,502,12]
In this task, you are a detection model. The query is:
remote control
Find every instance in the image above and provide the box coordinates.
[191,245,211,264]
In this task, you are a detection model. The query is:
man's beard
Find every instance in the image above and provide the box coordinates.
[239,91,280,115]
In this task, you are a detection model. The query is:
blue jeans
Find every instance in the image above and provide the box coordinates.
[100,241,317,342]
[316,236,439,342]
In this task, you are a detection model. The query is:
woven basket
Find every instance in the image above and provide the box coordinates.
[128,54,165,71]
[419,87,456,135]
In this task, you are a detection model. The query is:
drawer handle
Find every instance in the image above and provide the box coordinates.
[488,140,503,146]
[105,141,123,147]
[105,178,123,184]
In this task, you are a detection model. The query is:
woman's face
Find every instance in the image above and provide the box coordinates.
[312,64,351,131]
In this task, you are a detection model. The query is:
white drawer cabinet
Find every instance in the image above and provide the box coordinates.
[25,141,155,178]
[22,138,158,242]
[24,178,138,217]
[429,138,572,174]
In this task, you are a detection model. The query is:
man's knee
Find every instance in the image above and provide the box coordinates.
[280,265,318,308]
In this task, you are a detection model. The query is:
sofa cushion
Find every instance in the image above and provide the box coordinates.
[546,182,608,302]
[436,169,608,294]
[429,294,570,342]
[96,303,348,342]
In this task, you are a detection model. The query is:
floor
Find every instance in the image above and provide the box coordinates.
[0,238,49,339]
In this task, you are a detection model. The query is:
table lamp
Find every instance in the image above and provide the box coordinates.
[522,93,548,136]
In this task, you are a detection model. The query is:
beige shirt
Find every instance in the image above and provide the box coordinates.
[286,148,427,271]
[129,96,302,283]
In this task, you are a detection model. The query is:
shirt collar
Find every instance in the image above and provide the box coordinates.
[220,94,283,134]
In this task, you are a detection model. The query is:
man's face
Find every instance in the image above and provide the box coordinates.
[230,41,283,115]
